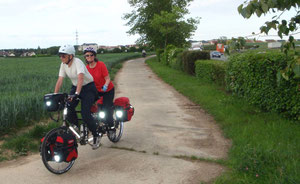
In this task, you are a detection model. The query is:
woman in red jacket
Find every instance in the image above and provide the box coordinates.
[84,47,115,129]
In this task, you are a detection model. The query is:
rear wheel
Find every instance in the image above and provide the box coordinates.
[41,127,75,174]
[107,121,124,143]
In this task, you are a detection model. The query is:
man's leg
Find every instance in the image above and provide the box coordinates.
[67,86,79,126]
[80,84,98,137]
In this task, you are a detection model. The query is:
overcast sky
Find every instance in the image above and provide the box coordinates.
[0,0,299,49]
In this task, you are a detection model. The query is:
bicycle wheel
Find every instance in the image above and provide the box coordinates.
[41,127,75,174]
[107,121,124,143]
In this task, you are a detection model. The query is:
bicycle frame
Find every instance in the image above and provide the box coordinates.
[60,96,124,146]
[41,93,125,174]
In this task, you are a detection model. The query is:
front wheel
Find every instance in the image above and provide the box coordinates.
[41,127,75,174]
[107,121,124,143]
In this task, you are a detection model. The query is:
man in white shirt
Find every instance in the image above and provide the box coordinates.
[54,45,100,150]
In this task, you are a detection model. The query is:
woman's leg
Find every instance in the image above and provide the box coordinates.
[102,88,115,127]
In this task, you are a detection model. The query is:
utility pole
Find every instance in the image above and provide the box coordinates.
[76,29,78,46]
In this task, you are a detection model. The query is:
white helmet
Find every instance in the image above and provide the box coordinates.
[58,45,75,55]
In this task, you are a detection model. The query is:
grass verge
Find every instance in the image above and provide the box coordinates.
[146,57,300,184]
[0,122,59,160]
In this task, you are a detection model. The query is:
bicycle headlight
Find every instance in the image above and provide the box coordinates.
[46,101,52,107]
[116,110,123,118]
[99,111,105,119]
[54,155,61,162]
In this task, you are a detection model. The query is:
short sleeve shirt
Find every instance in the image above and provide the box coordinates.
[86,61,114,92]
[59,58,94,86]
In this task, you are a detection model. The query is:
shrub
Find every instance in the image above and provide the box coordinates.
[195,60,228,86]
[182,50,210,75]
[155,49,164,62]
[168,48,184,70]
[160,45,176,66]
[203,44,216,51]
[226,51,300,120]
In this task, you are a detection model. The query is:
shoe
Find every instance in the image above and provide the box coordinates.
[108,127,116,134]
[92,136,101,150]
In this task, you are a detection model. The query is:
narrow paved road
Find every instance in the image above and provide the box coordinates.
[0,57,230,184]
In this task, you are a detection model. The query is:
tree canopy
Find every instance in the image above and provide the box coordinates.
[123,0,199,49]
[238,0,299,43]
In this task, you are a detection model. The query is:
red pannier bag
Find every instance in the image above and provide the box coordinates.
[55,133,78,162]
[91,97,103,113]
[114,97,134,122]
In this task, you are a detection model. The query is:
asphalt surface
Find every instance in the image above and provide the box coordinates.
[0,57,230,184]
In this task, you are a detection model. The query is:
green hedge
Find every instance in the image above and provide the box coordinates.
[195,60,227,86]
[182,50,210,75]
[226,52,300,120]
[203,44,216,51]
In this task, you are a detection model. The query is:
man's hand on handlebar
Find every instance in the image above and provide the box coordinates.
[68,94,79,102]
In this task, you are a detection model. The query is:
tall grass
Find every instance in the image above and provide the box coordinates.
[146,57,300,184]
[0,53,140,130]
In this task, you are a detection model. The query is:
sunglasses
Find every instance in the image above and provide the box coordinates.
[85,54,94,57]
[58,54,68,58]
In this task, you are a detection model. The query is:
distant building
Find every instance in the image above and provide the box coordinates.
[202,41,212,46]
[78,43,98,52]
[268,42,282,49]
[209,40,218,45]
[246,39,255,43]
[189,41,203,50]
[255,40,264,43]
[265,39,276,43]
[277,40,285,42]
[0,50,8,57]
[21,52,36,57]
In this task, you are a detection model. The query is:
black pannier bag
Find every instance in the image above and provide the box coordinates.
[44,93,66,112]
[40,131,78,162]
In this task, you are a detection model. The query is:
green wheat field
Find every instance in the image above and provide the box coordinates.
[0,53,139,129]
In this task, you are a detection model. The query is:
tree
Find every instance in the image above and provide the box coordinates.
[37,46,41,55]
[112,48,122,53]
[128,46,137,52]
[124,0,199,49]
[217,36,228,45]
[47,46,59,55]
[238,0,300,80]
[150,6,199,48]
[226,37,246,54]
